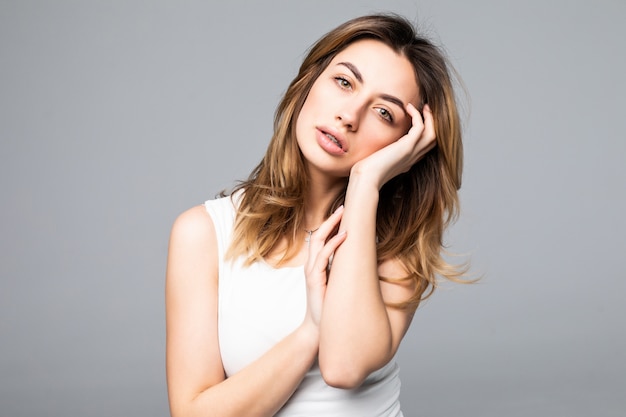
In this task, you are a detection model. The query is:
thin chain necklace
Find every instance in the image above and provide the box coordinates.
[304,227,320,244]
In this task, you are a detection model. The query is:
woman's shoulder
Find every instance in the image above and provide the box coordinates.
[170,193,241,254]
[166,205,219,295]
[170,204,216,248]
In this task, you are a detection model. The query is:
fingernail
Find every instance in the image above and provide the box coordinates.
[334,205,344,213]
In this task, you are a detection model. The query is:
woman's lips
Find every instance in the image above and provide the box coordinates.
[316,127,347,155]
[325,132,342,149]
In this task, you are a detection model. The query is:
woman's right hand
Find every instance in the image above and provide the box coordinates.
[302,205,347,329]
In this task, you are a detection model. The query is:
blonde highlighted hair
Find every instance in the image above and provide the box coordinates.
[226,14,466,308]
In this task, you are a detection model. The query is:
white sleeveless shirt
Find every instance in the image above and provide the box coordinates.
[205,195,404,417]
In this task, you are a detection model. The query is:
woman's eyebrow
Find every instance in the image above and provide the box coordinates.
[337,62,363,83]
[379,94,405,110]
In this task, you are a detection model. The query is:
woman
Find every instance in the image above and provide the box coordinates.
[166,13,465,417]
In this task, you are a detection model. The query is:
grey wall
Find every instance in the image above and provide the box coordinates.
[1,1,624,416]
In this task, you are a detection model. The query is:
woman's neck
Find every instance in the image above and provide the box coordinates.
[303,171,347,230]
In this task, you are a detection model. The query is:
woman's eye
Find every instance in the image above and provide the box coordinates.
[377,108,393,122]
[335,77,352,89]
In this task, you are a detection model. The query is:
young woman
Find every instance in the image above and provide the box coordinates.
[166,13,465,417]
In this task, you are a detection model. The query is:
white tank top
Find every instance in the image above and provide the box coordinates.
[204,195,404,417]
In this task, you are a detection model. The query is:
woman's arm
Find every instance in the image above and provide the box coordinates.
[318,104,436,389]
[166,205,343,417]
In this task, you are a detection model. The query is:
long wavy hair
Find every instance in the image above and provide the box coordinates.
[226,13,466,308]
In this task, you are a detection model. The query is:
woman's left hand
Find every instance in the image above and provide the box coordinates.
[352,103,436,189]
[302,206,347,328]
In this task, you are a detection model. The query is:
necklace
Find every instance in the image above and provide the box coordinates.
[304,227,320,244]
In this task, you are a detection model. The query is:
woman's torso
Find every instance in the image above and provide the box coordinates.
[204,195,403,417]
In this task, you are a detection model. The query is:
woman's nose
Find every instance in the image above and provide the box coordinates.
[335,101,361,131]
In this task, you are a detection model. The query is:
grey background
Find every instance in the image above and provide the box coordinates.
[1,0,625,416]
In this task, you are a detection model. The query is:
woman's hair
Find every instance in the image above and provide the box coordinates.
[226,13,466,308]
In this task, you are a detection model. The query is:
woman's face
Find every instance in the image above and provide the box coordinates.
[296,39,419,178]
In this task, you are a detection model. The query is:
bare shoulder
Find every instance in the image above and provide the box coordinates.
[169,204,215,245]
[166,204,219,288]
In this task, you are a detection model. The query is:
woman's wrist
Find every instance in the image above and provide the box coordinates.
[347,167,382,202]
[296,320,320,354]
[350,159,389,190]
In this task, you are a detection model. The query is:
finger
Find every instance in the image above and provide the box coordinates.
[421,104,437,148]
[305,206,344,273]
[406,103,436,157]
[406,102,423,126]
[404,103,425,143]
[312,230,347,273]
